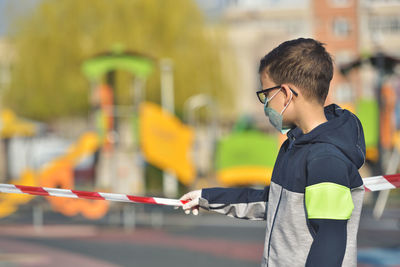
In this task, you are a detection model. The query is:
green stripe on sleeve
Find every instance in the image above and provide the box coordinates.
[305,182,354,220]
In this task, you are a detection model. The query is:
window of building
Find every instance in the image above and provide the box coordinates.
[332,17,351,37]
[369,16,400,34]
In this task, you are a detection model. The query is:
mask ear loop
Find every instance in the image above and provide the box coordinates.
[280,90,293,115]
[265,88,282,106]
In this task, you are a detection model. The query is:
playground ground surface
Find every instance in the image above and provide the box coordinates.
[0,206,398,267]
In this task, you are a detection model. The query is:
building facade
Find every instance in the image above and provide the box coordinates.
[198,0,400,117]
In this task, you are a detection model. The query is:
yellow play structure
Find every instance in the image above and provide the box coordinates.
[0,110,108,219]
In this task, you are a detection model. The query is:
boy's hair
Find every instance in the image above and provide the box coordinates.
[259,38,333,105]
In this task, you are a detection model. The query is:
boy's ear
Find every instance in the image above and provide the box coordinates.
[280,84,293,105]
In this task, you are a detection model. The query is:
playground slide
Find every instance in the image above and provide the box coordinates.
[0,131,109,219]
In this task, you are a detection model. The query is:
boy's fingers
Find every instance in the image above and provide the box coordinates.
[182,198,199,210]
[179,190,202,214]
[180,190,201,202]
[192,207,199,216]
[183,206,199,215]
[180,192,193,201]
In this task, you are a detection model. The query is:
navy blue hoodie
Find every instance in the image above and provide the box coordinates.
[199,104,366,267]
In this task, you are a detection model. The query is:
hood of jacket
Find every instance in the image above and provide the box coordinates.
[287,104,366,169]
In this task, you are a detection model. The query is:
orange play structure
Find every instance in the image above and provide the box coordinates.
[39,132,109,220]
[0,112,109,219]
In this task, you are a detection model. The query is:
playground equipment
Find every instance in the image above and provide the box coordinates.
[82,45,154,149]
[0,109,37,180]
[356,99,379,162]
[340,52,400,218]
[0,45,197,220]
[82,47,192,198]
[0,109,37,138]
[139,102,195,186]
[216,127,278,186]
[184,94,218,187]
[39,132,109,220]
[0,126,107,219]
[82,47,154,196]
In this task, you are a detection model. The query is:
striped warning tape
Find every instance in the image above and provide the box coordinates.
[0,184,187,206]
[363,174,400,192]
[0,174,398,205]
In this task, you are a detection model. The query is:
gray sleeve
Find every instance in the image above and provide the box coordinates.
[199,187,269,221]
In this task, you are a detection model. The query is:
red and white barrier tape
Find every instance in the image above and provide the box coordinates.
[0,184,188,206]
[0,173,398,205]
[363,174,400,192]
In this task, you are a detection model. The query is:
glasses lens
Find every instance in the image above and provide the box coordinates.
[258,92,266,104]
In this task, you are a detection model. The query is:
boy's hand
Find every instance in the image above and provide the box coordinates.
[179,190,202,215]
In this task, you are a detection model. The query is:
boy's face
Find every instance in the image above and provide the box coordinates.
[260,71,297,128]
[260,72,281,110]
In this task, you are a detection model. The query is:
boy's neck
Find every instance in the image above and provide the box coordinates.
[295,104,327,134]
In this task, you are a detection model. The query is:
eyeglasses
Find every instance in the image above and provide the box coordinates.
[256,85,298,104]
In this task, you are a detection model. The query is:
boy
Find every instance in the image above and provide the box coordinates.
[180,38,365,267]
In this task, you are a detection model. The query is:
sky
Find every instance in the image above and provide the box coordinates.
[0,0,40,36]
[0,0,9,36]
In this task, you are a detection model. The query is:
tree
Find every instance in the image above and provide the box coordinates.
[4,0,233,121]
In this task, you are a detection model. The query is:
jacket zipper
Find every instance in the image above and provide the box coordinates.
[266,185,283,266]
[266,135,295,265]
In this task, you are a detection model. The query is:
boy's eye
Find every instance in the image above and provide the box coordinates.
[263,92,271,101]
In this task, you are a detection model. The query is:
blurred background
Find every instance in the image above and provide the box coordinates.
[0,0,399,266]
